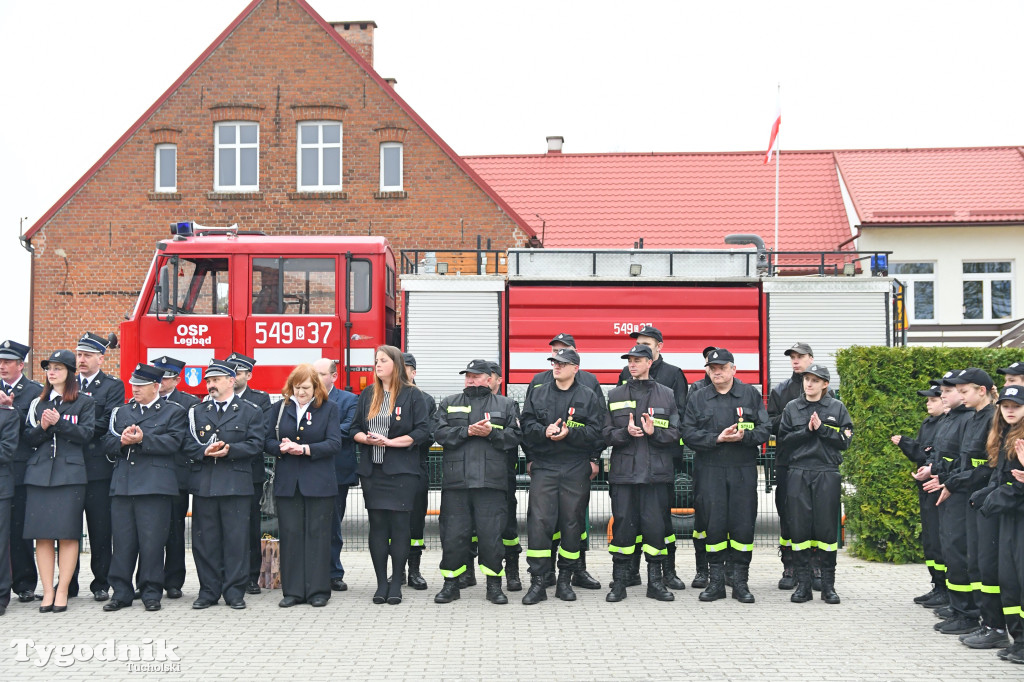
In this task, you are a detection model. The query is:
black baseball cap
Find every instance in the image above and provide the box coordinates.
[548,348,580,366]
[549,333,577,348]
[459,359,491,375]
[784,342,814,357]
[943,368,994,389]
[701,346,718,359]
[621,344,654,360]
[997,385,1024,405]
[705,348,735,366]
[803,364,831,382]
[917,380,942,397]
[997,362,1024,376]
[402,353,417,369]
[487,361,502,376]
[629,326,663,343]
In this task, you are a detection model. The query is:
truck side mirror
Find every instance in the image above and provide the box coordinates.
[155,263,176,322]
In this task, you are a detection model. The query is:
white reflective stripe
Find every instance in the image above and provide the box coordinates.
[347,348,376,366]
[148,348,215,366]
[253,347,327,365]
[508,351,760,372]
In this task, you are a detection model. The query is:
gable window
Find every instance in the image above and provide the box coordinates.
[297,122,342,191]
[963,261,1013,320]
[891,262,935,322]
[215,122,259,191]
[155,144,177,192]
[380,142,403,191]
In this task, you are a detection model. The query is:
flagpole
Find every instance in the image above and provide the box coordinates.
[774,83,780,270]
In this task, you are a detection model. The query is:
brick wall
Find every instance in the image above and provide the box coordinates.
[27,0,529,378]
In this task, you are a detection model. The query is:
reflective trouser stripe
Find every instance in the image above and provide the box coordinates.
[925,559,935,568]
[1004,606,1022,615]
[558,546,580,560]
[791,540,814,551]
[502,537,521,547]
[642,543,667,556]
[551,531,561,541]
[480,564,505,577]
[946,580,973,592]
[634,535,643,544]
[664,534,676,544]
[729,539,753,552]
[934,563,947,572]
[779,537,792,546]
[581,531,588,541]
[410,538,425,547]
[608,544,636,555]
[979,584,1000,594]
[470,536,478,543]
[816,541,838,552]
[706,540,728,553]
[692,530,707,539]
[440,565,467,579]
[526,549,551,558]
[970,581,982,591]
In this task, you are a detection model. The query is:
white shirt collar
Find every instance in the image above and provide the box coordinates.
[141,397,160,409]
[79,371,100,384]
[290,395,312,421]
[5,374,23,387]
[48,389,61,400]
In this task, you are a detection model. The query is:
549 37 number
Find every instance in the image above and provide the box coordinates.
[254,321,333,345]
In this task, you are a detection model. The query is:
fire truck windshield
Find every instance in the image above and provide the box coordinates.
[149,257,229,316]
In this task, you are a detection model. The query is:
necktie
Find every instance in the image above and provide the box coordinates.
[81,378,89,392]
[217,402,225,414]
[140,405,146,417]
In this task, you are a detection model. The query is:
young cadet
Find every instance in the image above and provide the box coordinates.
[689,346,716,589]
[999,362,1024,388]
[604,344,680,602]
[892,379,947,608]
[777,364,852,604]
[433,359,522,605]
[401,353,436,592]
[486,361,525,592]
[520,347,606,605]
[681,348,769,604]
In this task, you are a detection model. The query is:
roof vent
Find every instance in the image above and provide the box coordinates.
[546,136,564,154]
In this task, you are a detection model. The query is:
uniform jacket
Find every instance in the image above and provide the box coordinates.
[352,386,431,477]
[944,403,996,495]
[238,387,271,483]
[681,379,769,468]
[768,372,837,467]
[417,389,438,473]
[520,378,607,466]
[78,370,125,481]
[435,386,522,491]
[327,387,359,486]
[0,406,20,499]
[896,414,942,467]
[617,356,689,419]
[265,397,342,498]
[930,405,973,481]
[23,392,96,487]
[164,389,200,489]
[185,397,266,497]
[3,375,42,483]
[776,394,853,471]
[603,379,680,485]
[978,436,1024,517]
[105,399,186,497]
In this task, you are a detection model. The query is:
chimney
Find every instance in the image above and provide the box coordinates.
[330,21,377,66]
[384,77,398,88]
[546,136,564,154]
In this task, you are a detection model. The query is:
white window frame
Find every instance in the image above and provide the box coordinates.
[962,260,1014,322]
[214,122,259,192]
[380,141,403,191]
[891,262,936,322]
[296,121,342,192]
[154,143,177,193]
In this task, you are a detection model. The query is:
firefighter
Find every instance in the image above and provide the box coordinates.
[225,352,272,596]
[185,359,266,609]
[486,361,525,592]
[402,353,435,591]
[525,332,603,591]
[1000,361,1024,388]
[615,325,688,591]
[892,379,947,608]
[433,359,522,605]
[681,348,769,603]
[604,344,679,602]
[520,348,606,605]
[0,363,20,616]
[777,364,852,604]
[101,364,187,612]
[689,346,716,588]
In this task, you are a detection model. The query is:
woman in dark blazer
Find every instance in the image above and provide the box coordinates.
[23,349,96,613]
[266,363,342,608]
[352,345,429,605]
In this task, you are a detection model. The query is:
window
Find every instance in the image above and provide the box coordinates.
[963,261,1013,320]
[349,260,371,312]
[252,258,336,315]
[155,144,176,192]
[891,262,935,322]
[380,142,403,191]
[149,257,229,316]
[215,122,259,191]
[297,122,342,191]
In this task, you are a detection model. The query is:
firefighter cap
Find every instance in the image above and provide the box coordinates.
[621,344,654,360]
[152,356,187,378]
[205,359,237,378]
[997,386,1024,405]
[459,359,491,375]
[997,362,1024,376]
[704,348,735,366]
[0,340,30,361]
[40,349,77,371]
[76,332,110,354]
[226,352,257,372]
[803,364,831,382]
[629,326,663,343]
[548,348,580,366]
[402,353,417,370]
[917,379,942,397]
[701,346,718,359]
[942,367,993,389]
[129,364,165,386]
[486,361,502,376]
[784,342,814,357]
[549,333,577,349]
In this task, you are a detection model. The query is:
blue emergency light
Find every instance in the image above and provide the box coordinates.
[170,221,194,237]
[870,254,888,276]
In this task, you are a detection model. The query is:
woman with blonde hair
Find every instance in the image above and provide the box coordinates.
[352,346,429,605]
[266,363,341,608]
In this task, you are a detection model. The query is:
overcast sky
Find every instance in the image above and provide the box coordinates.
[1,0,1021,342]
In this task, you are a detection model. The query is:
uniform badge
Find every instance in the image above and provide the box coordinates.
[736,406,744,423]
[484,412,491,422]
[568,406,575,419]
[395,406,402,421]
[306,411,312,425]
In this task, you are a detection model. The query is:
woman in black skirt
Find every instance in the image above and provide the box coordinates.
[352,345,429,605]
[23,349,96,612]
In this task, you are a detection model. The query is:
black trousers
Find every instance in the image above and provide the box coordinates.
[938,491,977,618]
[192,495,250,604]
[110,495,171,604]
[70,478,113,593]
[164,489,189,590]
[972,504,1003,629]
[998,509,1024,642]
[10,484,36,593]
[786,468,840,568]
[695,464,757,567]
[691,460,707,569]
[249,482,263,582]
[526,459,590,576]
[277,493,334,601]
[0,496,10,608]
[609,483,668,564]
[775,464,790,548]
[330,484,350,580]
[918,484,945,587]
[503,470,521,557]
[409,469,429,558]
[439,488,506,578]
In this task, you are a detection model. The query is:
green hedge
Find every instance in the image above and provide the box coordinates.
[835,345,1021,563]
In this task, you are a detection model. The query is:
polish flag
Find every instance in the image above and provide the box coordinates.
[763,108,781,164]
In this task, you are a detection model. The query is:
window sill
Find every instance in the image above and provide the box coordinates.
[288,191,348,200]
[207,192,264,201]
[374,190,407,200]
[148,191,181,201]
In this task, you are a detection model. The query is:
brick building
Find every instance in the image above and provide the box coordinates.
[22,0,534,376]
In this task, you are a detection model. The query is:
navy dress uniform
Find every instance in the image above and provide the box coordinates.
[0,340,44,601]
[185,360,267,609]
[102,364,187,611]
[0,394,20,614]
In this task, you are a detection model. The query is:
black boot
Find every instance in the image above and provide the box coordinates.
[663,545,686,590]
[791,564,813,603]
[820,565,840,604]
[433,579,460,604]
[543,571,557,588]
[571,551,602,590]
[778,547,796,590]
[555,569,576,602]
[505,554,522,592]
[646,561,675,602]
[731,564,755,603]
[606,563,628,603]
[724,561,734,588]
[692,542,708,588]
[522,574,547,605]
[698,563,726,602]
[485,576,508,605]
[407,553,427,591]
[626,550,642,587]
[811,550,822,591]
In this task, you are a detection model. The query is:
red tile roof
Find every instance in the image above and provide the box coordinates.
[834,146,1024,224]
[464,151,852,251]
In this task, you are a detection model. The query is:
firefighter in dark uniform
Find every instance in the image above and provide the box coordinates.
[0,371,20,615]
[892,379,947,608]
[101,364,187,612]
[520,347,607,605]
[71,332,125,601]
[399,353,435,592]
[433,359,522,605]
[0,340,43,603]
[688,346,716,588]
[152,356,198,599]
[225,352,272,595]
[615,326,688,591]
[681,348,769,603]
[185,359,266,609]
[777,364,852,604]
[604,344,679,602]
[487,361,525,592]
[525,332,603,591]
